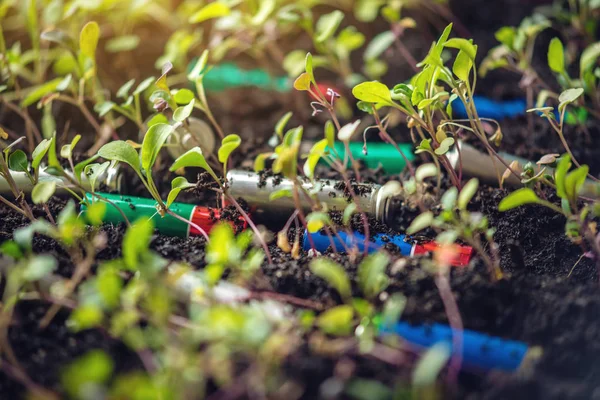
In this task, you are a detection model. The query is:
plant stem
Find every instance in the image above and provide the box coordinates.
[434,271,463,387]
[225,193,272,264]
[166,209,210,241]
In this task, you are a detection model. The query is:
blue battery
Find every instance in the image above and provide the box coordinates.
[303,228,413,255]
[451,95,527,120]
[379,321,529,372]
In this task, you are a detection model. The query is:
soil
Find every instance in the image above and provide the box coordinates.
[2,151,600,399]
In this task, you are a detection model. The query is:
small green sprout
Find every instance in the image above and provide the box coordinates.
[309,257,352,301]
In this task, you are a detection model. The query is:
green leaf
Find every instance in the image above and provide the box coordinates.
[407,212,433,234]
[79,21,100,59]
[275,112,293,139]
[68,305,103,331]
[97,267,123,309]
[94,101,115,117]
[412,342,451,386]
[580,42,600,75]
[548,37,565,74]
[444,38,477,60]
[498,188,541,211]
[173,98,195,122]
[105,35,140,53]
[558,88,584,112]
[303,139,328,178]
[0,241,24,260]
[316,305,353,336]
[343,203,357,226]
[336,26,365,55]
[61,350,114,400]
[495,26,516,48]
[293,72,311,91]
[173,89,195,105]
[141,123,175,173]
[306,212,331,233]
[364,31,395,61]
[206,222,239,265]
[453,49,473,81]
[8,150,28,172]
[84,201,106,227]
[187,50,209,81]
[251,0,275,26]
[434,137,455,155]
[83,162,110,192]
[310,257,352,300]
[357,251,390,299]
[283,50,307,77]
[23,254,58,282]
[20,77,64,107]
[269,188,292,201]
[123,218,154,270]
[73,155,99,185]
[116,79,136,99]
[13,220,54,250]
[352,81,392,104]
[189,2,230,23]
[98,141,141,174]
[167,176,194,207]
[415,163,438,183]
[324,120,335,148]
[305,53,314,82]
[315,10,344,43]
[170,147,219,182]
[218,134,241,164]
[60,134,81,159]
[32,181,56,204]
[565,165,589,200]
[441,187,458,210]
[254,153,272,172]
[133,76,155,96]
[555,154,571,199]
[457,178,478,210]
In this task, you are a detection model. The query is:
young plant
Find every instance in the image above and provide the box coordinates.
[407,178,502,279]
[499,155,600,268]
[168,135,271,263]
[352,23,514,191]
[527,87,598,180]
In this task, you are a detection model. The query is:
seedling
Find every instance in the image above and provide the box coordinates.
[407,178,501,278]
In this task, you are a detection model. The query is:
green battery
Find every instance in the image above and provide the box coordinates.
[189,61,289,92]
[81,193,195,237]
[326,142,416,175]
[81,193,248,237]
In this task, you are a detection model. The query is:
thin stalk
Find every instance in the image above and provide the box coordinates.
[372,107,416,176]
[224,193,272,264]
[434,271,463,387]
[195,83,225,139]
[166,209,209,242]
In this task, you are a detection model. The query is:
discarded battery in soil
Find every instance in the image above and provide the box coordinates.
[303,229,473,267]
[80,193,246,237]
[378,320,532,372]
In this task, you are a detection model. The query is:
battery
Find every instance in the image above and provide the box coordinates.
[80,192,246,237]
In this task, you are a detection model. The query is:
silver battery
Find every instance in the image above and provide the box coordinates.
[0,164,122,195]
[446,141,599,198]
[226,170,394,222]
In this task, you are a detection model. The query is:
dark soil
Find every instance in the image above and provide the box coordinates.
[2,165,600,399]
